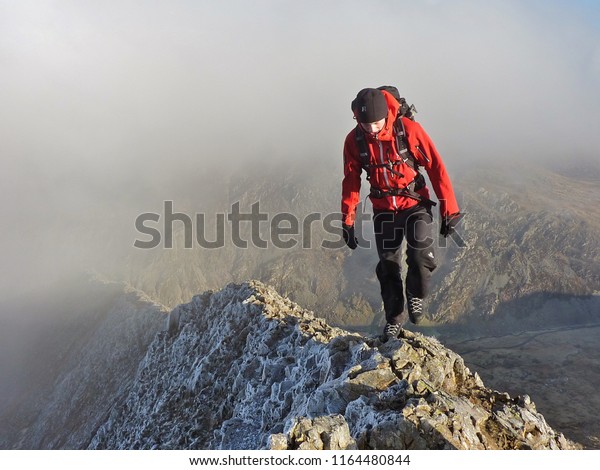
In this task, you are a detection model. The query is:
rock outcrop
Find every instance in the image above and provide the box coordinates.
[89,281,579,450]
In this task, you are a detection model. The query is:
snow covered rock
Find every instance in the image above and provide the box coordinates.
[89,280,579,450]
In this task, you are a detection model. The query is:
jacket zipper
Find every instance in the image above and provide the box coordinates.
[416,146,431,164]
[377,139,397,209]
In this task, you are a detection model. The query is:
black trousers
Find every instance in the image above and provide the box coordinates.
[373,204,437,325]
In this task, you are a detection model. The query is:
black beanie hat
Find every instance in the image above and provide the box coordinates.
[352,88,388,123]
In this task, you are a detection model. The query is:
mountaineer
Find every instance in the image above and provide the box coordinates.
[341,87,462,342]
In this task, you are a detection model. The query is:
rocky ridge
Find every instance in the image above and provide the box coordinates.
[89,281,578,450]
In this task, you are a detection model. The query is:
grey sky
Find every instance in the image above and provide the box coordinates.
[0,0,599,298]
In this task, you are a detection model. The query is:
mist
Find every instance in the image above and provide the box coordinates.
[1,0,599,307]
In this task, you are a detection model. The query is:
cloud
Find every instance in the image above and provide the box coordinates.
[0,0,598,299]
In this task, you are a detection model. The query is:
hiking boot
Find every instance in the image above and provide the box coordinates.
[381,322,402,343]
[406,291,424,324]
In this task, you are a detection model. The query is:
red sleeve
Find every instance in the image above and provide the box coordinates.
[341,131,363,226]
[407,119,460,218]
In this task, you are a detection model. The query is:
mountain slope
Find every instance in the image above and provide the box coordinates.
[448,321,600,449]
[106,160,600,334]
[89,281,577,450]
[0,278,167,449]
[428,163,600,327]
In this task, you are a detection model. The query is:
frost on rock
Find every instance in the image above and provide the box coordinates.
[88,280,580,450]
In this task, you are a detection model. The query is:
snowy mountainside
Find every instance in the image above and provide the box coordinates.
[89,281,578,450]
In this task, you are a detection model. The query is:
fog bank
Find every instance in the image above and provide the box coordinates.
[1,0,599,298]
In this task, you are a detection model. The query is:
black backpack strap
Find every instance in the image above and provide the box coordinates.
[354,126,371,171]
[354,122,432,205]
[355,126,406,181]
[393,118,417,171]
[356,126,401,182]
[393,118,427,191]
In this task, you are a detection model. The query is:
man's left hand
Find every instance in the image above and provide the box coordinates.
[440,212,464,238]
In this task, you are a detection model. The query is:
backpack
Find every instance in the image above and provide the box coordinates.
[353,86,435,208]
[376,85,417,122]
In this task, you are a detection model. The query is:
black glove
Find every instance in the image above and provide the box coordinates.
[342,224,358,250]
[440,212,463,238]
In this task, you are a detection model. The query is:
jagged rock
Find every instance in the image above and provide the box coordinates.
[88,281,580,450]
[268,433,289,450]
[280,415,357,450]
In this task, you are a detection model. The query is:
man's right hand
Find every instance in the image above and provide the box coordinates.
[342,224,358,250]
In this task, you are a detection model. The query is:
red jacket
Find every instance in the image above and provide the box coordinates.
[341,90,459,226]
